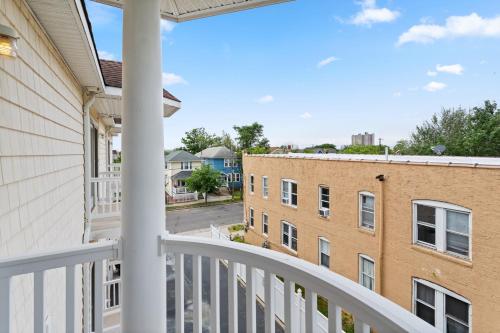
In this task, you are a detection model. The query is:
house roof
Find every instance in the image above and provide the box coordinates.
[196,147,236,159]
[165,150,202,163]
[171,171,193,180]
[100,60,180,102]
[93,0,291,23]
[252,153,500,168]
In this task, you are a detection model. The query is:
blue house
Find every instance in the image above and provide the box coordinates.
[196,146,242,189]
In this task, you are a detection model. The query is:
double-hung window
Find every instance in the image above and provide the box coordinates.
[249,175,254,193]
[262,176,269,198]
[413,279,470,332]
[249,208,254,227]
[318,238,330,268]
[413,200,471,259]
[359,192,375,230]
[262,213,269,236]
[281,179,298,207]
[181,161,192,170]
[319,186,330,217]
[234,173,240,182]
[359,255,375,290]
[281,221,297,251]
[224,159,232,167]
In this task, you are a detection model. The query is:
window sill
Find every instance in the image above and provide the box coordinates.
[318,214,331,220]
[281,203,298,210]
[281,245,298,256]
[411,245,473,268]
[358,227,375,236]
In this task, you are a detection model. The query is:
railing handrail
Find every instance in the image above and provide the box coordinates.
[0,240,120,278]
[162,234,439,333]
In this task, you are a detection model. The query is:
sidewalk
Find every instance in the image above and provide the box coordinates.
[166,194,235,208]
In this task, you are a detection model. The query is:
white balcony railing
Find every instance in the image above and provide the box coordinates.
[0,235,440,333]
[0,240,120,333]
[91,175,122,220]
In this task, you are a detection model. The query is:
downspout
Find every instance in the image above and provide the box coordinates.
[375,174,385,295]
[82,90,96,333]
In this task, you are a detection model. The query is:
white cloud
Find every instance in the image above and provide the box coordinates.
[317,56,339,68]
[98,50,115,60]
[423,81,447,92]
[350,0,399,26]
[436,64,464,75]
[162,72,187,86]
[398,13,500,45]
[427,70,437,77]
[257,95,274,104]
[161,20,176,33]
[393,91,402,97]
[300,112,312,119]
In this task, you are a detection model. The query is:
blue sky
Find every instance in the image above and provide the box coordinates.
[86,0,500,149]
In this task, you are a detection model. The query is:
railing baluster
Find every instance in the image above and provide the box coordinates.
[328,300,342,333]
[305,289,317,333]
[193,255,202,333]
[66,265,76,333]
[228,261,238,333]
[265,271,276,333]
[210,257,220,333]
[175,253,185,333]
[34,271,45,333]
[94,261,103,333]
[354,319,370,333]
[246,265,256,333]
[284,279,295,333]
[0,277,11,333]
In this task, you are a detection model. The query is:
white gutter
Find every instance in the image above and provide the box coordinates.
[82,90,96,333]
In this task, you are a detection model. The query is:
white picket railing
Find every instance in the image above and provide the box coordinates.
[0,240,120,333]
[163,234,440,333]
[104,278,121,311]
[90,176,122,220]
[210,225,230,241]
[105,164,121,173]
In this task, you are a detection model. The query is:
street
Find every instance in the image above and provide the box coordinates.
[166,202,243,233]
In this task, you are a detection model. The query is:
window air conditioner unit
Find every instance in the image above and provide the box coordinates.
[319,208,330,217]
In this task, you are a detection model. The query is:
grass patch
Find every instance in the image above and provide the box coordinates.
[228,224,245,232]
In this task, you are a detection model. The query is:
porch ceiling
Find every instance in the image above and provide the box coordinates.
[92,0,291,22]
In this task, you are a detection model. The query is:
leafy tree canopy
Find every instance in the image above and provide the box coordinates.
[185,164,222,205]
[340,145,389,155]
[395,100,500,156]
[181,128,220,154]
[233,122,270,151]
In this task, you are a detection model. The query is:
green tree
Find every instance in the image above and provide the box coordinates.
[396,101,500,156]
[181,128,220,154]
[340,145,389,154]
[233,122,270,150]
[217,131,237,151]
[185,164,222,206]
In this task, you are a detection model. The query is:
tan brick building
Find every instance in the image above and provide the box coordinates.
[243,153,500,333]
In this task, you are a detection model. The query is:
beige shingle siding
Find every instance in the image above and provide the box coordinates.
[0,0,84,332]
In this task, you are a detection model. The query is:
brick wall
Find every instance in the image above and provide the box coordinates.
[0,0,85,331]
[243,154,500,332]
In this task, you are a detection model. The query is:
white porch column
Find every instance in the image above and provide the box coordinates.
[121,0,166,331]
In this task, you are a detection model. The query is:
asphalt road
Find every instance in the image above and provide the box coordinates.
[166,202,244,233]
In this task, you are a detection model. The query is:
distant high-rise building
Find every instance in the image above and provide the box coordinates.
[351,132,375,146]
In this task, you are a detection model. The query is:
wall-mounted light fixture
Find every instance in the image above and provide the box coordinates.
[0,24,19,57]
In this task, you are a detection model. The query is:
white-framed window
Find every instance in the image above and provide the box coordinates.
[262,213,269,236]
[359,254,375,291]
[281,179,298,207]
[359,192,375,230]
[281,221,297,252]
[233,173,240,182]
[249,174,254,193]
[318,237,330,268]
[249,207,254,227]
[413,279,471,333]
[224,159,232,167]
[413,200,471,259]
[319,186,330,216]
[262,176,269,198]
[181,161,192,170]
